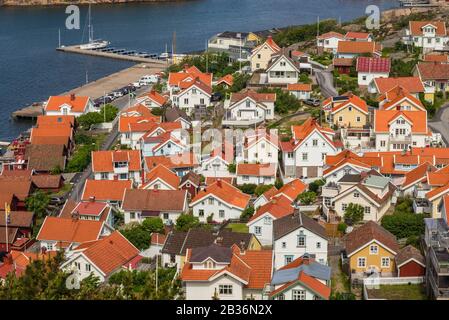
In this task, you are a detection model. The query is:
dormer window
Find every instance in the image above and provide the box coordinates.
[246,100,251,107]
[205,260,214,269]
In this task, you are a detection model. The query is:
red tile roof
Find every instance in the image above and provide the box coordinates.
[345,31,371,40]
[249,195,294,222]
[409,21,447,36]
[168,65,212,88]
[317,31,344,40]
[337,41,381,54]
[138,90,168,107]
[72,201,108,216]
[75,231,139,276]
[402,162,436,189]
[373,77,424,94]
[287,83,312,91]
[142,164,180,189]
[144,153,199,170]
[92,150,141,173]
[191,180,250,210]
[416,62,449,81]
[333,58,354,67]
[356,57,391,73]
[216,74,234,87]
[424,53,449,63]
[331,93,368,114]
[36,216,104,245]
[374,110,428,134]
[275,179,308,201]
[45,95,89,113]
[81,179,132,202]
[236,163,277,177]
[379,86,425,111]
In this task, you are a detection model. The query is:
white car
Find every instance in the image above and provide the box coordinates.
[132,81,143,88]
[112,91,124,98]
[140,74,158,85]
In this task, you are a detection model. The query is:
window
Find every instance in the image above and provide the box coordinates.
[297,235,306,247]
[219,285,233,295]
[280,61,286,67]
[316,242,321,249]
[302,153,308,161]
[282,242,286,248]
[219,210,225,218]
[365,206,371,214]
[312,139,318,146]
[199,209,204,217]
[287,152,294,159]
[130,212,136,220]
[380,140,386,147]
[243,175,249,181]
[246,100,251,107]
[85,264,91,272]
[357,257,366,268]
[255,226,262,235]
[192,88,197,94]
[256,63,260,69]
[322,153,326,161]
[200,98,205,104]
[183,98,189,105]
[362,76,367,81]
[338,116,343,122]
[353,192,360,198]
[292,290,306,300]
[264,216,271,225]
[268,152,272,158]
[119,173,128,180]
[284,255,294,265]
[170,255,176,263]
[277,294,285,300]
[342,203,348,211]
[163,213,169,220]
[356,116,361,122]
[381,257,390,268]
[257,54,261,59]
[369,245,378,255]
[100,172,108,180]
[208,197,214,205]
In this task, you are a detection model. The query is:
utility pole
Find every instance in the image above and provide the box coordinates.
[317,16,320,38]
[206,39,209,73]
[156,233,159,295]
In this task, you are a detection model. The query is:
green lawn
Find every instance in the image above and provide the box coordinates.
[50,183,73,197]
[226,223,249,233]
[367,284,427,300]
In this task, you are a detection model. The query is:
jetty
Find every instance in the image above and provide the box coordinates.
[398,0,437,7]
[11,63,166,120]
[56,45,169,66]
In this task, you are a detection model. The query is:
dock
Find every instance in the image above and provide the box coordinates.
[11,63,167,120]
[56,45,169,66]
[398,0,437,7]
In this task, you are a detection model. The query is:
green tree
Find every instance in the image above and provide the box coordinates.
[238,183,257,195]
[228,163,236,173]
[25,190,50,219]
[151,107,163,116]
[308,179,325,193]
[254,184,274,196]
[240,206,255,222]
[297,191,316,205]
[381,213,425,239]
[142,217,164,234]
[344,203,364,225]
[77,105,118,128]
[275,178,284,190]
[120,224,152,250]
[175,214,200,231]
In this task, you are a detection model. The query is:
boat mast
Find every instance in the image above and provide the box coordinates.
[88,4,93,43]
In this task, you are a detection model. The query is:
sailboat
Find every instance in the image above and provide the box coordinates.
[79,4,110,50]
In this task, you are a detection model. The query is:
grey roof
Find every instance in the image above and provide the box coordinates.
[189,244,232,263]
[180,171,201,187]
[164,107,190,123]
[273,211,327,241]
[338,174,362,183]
[161,228,253,256]
[364,175,390,189]
[271,261,331,286]
[217,31,250,39]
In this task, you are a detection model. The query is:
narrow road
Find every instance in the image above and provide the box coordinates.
[315,69,338,98]
[428,102,449,146]
[69,85,152,201]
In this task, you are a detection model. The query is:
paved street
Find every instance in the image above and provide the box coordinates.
[68,85,152,201]
[428,102,449,146]
[315,69,338,98]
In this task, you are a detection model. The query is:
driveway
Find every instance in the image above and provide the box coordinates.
[428,102,449,146]
[314,69,338,98]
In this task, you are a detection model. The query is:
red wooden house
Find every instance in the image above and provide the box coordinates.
[395,245,426,277]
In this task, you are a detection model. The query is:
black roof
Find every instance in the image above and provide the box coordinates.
[273,210,327,241]
[190,244,232,263]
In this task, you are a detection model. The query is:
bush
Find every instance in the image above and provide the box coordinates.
[77,104,118,128]
[381,213,425,239]
[175,214,200,232]
[238,183,257,195]
[344,203,364,225]
[258,87,301,115]
[228,163,236,173]
[25,190,50,219]
[297,191,316,205]
[337,222,347,233]
[309,179,325,193]
[254,184,274,196]
[240,206,255,222]
[275,178,284,190]
[151,107,163,116]
[206,214,214,224]
[120,225,152,250]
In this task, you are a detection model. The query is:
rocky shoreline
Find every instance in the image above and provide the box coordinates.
[0,0,188,6]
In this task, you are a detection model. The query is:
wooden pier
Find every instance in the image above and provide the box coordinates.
[56,45,169,66]
[398,0,437,7]
[11,103,44,120]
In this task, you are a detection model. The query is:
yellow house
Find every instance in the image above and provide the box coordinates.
[247,32,261,43]
[344,221,399,278]
[427,184,449,218]
[250,36,281,71]
[330,93,369,128]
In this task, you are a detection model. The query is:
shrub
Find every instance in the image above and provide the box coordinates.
[175,214,200,232]
[337,222,347,233]
[238,184,257,195]
[297,191,317,205]
[228,163,236,173]
[275,178,284,190]
[309,179,325,193]
[254,184,274,196]
[344,203,364,225]
[381,213,425,239]
[240,206,255,222]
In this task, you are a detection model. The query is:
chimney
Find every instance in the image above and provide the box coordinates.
[70,93,76,101]
[302,253,310,265]
[289,50,292,59]
[216,179,222,187]
[239,240,246,255]
[89,196,95,202]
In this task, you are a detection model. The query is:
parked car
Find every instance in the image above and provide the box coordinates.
[132,81,143,88]
[98,96,113,104]
[50,196,65,206]
[127,84,137,92]
[303,98,320,107]
[112,91,124,98]
[140,74,158,85]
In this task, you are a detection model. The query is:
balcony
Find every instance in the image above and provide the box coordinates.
[413,198,432,214]
[414,185,431,199]
[321,183,340,198]
[390,134,412,144]
[222,115,265,127]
